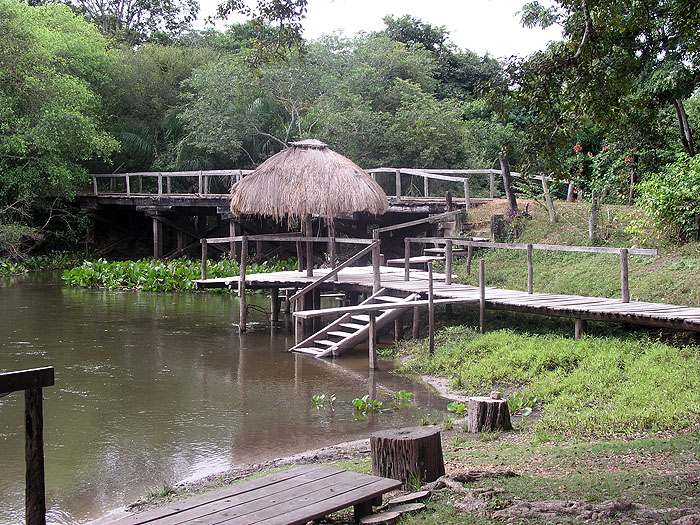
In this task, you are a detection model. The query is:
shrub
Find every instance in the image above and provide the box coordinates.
[636,154,700,241]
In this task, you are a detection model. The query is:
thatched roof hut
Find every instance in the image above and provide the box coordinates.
[229,139,388,221]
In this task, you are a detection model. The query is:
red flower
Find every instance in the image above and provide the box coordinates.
[573,144,583,152]
[624,157,632,163]
[602,145,610,151]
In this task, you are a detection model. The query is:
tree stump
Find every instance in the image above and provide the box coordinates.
[370,426,445,489]
[467,396,512,433]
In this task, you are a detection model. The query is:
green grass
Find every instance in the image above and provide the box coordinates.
[396,326,700,437]
[461,200,700,307]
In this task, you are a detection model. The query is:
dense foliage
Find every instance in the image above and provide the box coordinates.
[62,256,296,291]
[636,154,700,241]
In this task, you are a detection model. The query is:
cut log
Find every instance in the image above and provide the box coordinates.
[371,426,445,489]
[391,502,426,515]
[359,511,400,524]
[386,490,431,506]
[467,397,512,433]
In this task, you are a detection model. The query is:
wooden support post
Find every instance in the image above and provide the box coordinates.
[404,238,411,282]
[198,171,203,194]
[479,259,486,334]
[256,239,263,261]
[620,248,629,303]
[177,230,184,253]
[125,175,131,197]
[204,175,209,194]
[229,220,237,258]
[296,240,303,273]
[330,237,337,281]
[271,288,279,323]
[423,176,429,197]
[394,317,404,342]
[464,179,470,210]
[370,427,445,489]
[527,243,533,294]
[305,216,313,278]
[157,173,163,196]
[445,240,453,285]
[395,169,401,198]
[166,175,171,194]
[152,217,163,259]
[372,240,381,293]
[466,244,473,276]
[412,306,420,339]
[368,312,377,371]
[138,175,143,193]
[575,318,587,339]
[200,240,208,279]
[489,172,496,198]
[428,262,435,355]
[92,176,98,195]
[239,236,248,333]
[567,182,575,202]
[25,387,46,525]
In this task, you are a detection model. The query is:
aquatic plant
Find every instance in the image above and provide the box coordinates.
[62,256,296,292]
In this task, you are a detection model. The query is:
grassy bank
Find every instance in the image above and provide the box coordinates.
[395,326,700,438]
[62,256,296,292]
[459,200,700,306]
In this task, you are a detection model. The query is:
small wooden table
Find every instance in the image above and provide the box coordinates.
[109,465,401,524]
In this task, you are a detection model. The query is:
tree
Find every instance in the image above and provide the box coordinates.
[0,0,118,212]
[69,0,199,43]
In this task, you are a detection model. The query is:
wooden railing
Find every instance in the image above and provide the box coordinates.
[1,367,55,525]
[403,237,658,303]
[89,170,253,196]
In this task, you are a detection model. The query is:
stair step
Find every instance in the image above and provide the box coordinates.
[375,296,405,303]
[340,322,365,330]
[316,339,337,347]
[352,315,370,322]
[293,347,323,356]
[328,331,355,339]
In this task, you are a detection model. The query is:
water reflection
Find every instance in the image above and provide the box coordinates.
[0,273,444,524]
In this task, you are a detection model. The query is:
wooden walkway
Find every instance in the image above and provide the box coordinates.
[103,466,400,524]
[196,266,700,333]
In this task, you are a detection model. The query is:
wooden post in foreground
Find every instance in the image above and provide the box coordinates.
[270,288,279,323]
[305,215,313,278]
[412,307,420,339]
[404,239,411,282]
[444,240,453,285]
[296,240,303,273]
[466,244,473,276]
[467,395,512,433]
[428,262,435,355]
[575,318,587,339]
[620,248,629,303]
[238,236,248,333]
[527,244,533,294]
[479,259,486,334]
[25,387,46,525]
[200,239,208,279]
[372,239,381,294]
[370,426,445,489]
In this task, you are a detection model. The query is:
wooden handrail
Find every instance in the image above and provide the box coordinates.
[202,235,373,245]
[0,367,55,525]
[293,297,478,319]
[373,209,465,235]
[289,240,380,303]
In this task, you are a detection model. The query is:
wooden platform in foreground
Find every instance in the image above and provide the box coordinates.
[195,266,700,332]
[103,466,400,524]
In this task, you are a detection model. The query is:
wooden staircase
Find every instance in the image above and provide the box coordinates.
[289,289,420,358]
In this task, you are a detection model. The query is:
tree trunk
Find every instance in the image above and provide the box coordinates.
[541,176,556,223]
[628,154,638,206]
[371,427,445,489]
[674,98,695,157]
[499,153,518,214]
[467,397,512,433]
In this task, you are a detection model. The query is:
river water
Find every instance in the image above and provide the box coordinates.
[0,273,445,524]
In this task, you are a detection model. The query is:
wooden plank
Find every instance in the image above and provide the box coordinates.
[0,367,54,395]
[111,466,328,524]
[165,470,361,525]
[25,387,46,525]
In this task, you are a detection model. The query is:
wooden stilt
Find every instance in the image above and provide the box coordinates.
[238,236,248,333]
[620,248,629,303]
[527,243,533,294]
[200,240,208,279]
[271,288,280,323]
[412,306,420,339]
[428,262,435,355]
[575,318,587,339]
[479,259,486,334]
[25,387,46,525]
[466,244,473,276]
[229,219,238,258]
[305,215,313,278]
[369,312,377,371]
[152,217,163,259]
[394,317,404,342]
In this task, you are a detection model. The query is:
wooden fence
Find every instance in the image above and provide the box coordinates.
[89,170,253,196]
[0,367,55,525]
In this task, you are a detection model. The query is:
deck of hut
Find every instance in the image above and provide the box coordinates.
[195,265,700,340]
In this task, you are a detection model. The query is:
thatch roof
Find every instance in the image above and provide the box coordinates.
[229,139,388,221]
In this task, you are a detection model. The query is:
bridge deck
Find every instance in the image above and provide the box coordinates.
[195,266,700,332]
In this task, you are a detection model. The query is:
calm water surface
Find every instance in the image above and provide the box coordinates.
[0,273,444,524]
